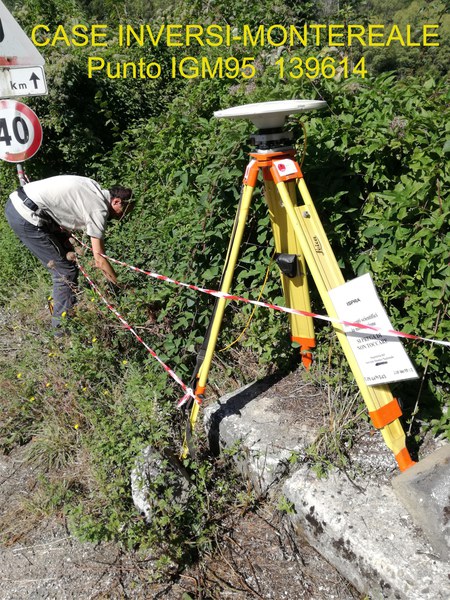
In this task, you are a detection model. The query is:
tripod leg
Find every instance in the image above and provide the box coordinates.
[272,171,414,471]
[263,174,315,368]
[182,182,256,457]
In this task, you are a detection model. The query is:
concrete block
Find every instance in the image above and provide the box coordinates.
[392,443,450,561]
[204,377,319,493]
[283,467,449,600]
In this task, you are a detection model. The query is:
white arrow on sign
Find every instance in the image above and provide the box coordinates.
[0,99,43,163]
[0,66,47,97]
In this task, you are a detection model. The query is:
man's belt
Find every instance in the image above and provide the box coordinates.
[16,186,55,227]
[17,187,40,211]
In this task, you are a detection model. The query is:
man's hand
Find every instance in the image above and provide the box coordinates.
[91,237,119,284]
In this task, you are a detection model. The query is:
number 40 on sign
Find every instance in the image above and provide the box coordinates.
[0,99,42,163]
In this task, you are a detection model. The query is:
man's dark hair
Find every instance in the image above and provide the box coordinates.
[109,185,132,201]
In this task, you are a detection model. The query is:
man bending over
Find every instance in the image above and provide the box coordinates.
[5,175,133,333]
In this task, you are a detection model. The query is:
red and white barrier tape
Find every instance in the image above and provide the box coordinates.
[72,236,449,349]
[77,261,197,408]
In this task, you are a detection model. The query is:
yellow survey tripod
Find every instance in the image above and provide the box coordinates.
[183,100,415,472]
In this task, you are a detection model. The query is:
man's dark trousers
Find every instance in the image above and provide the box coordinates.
[5,198,78,329]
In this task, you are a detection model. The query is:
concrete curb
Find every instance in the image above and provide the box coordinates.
[284,466,447,600]
[204,376,450,600]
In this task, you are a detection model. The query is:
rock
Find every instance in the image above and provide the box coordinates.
[131,446,190,522]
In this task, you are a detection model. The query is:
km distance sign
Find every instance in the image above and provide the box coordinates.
[0,66,47,97]
[0,99,42,162]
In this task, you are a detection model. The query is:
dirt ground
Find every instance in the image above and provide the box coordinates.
[0,445,360,600]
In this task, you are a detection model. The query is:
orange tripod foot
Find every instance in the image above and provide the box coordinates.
[300,347,313,370]
[395,448,416,472]
[292,337,315,370]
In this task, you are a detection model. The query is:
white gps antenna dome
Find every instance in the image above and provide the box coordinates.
[214,99,328,129]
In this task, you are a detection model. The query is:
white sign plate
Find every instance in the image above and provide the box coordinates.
[0,1,45,67]
[0,99,42,162]
[328,273,418,385]
[0,66,47,97]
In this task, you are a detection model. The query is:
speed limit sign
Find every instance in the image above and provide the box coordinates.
[0,99,42,163]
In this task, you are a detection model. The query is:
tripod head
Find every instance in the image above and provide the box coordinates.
[214,99,327,151]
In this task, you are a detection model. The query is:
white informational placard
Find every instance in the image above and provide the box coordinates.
[328,273,418,385]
